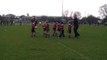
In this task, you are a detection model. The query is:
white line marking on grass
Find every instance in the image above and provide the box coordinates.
[57,42,90,60]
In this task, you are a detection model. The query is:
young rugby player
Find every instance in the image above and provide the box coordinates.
[31,16,36,37]
[52,21,57,37]
[42,21,50,38]
[59,22,65,38]
[68,20,72,38]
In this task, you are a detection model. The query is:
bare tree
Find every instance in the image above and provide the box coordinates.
[63,10,69,17]
[99,4,107,18]
[70,11,73,17]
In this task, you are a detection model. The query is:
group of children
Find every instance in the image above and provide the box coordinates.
[31,19,72,38]
[42,21,70,38]
[31,14,80,38]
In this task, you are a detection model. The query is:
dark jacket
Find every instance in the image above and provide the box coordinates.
[73,18,79,27]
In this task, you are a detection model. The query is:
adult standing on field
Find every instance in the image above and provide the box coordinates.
[73,14,80,38]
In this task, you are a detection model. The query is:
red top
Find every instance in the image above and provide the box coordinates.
[45,23,49,29]
[57,23,61,30]
[53,23,57,29]
[43,23,49,29]
[32,22,35,28]
[31,18,36,28]
[60,24,64,30]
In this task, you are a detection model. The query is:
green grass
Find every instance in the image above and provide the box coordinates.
[0,24,107,60]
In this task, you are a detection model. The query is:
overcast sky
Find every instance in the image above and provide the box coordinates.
[0,0,107,17]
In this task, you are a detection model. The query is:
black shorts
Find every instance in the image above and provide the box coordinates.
[53,28,56,32]
[43,28,46,31]
[45,29,49,33]
[57,29,60,32]
[31,28,35,32]
[68,30,71,33]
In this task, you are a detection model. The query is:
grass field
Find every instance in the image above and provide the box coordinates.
[0,24,107,60]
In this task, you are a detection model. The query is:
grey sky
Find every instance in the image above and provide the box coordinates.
[0,0,107,17]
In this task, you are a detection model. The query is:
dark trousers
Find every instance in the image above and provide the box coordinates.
[74,26,80,37]
[59,30,65,37]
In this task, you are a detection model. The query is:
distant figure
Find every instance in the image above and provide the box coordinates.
[68,20,72,38]
[52,21,57,37]
[10,17,14,25]
[59,22,65,38]
[73,14,80,38]
[31,16,37,37]
[19,16,22,26]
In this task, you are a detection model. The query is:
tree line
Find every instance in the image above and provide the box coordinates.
[0,4,107,25]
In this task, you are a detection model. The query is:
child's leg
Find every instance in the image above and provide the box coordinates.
[52,28,55,36]
[58,30,60,37]
[52,31,55,36]
[45,30,49,38]
[68,30,71,38]
[55,31,57,37]
[33,32,35,37]
[62,30,65,37]
[59,30,62,38]
[44,31,47,38]
[31,28,35,37]
[47,29,50,37]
